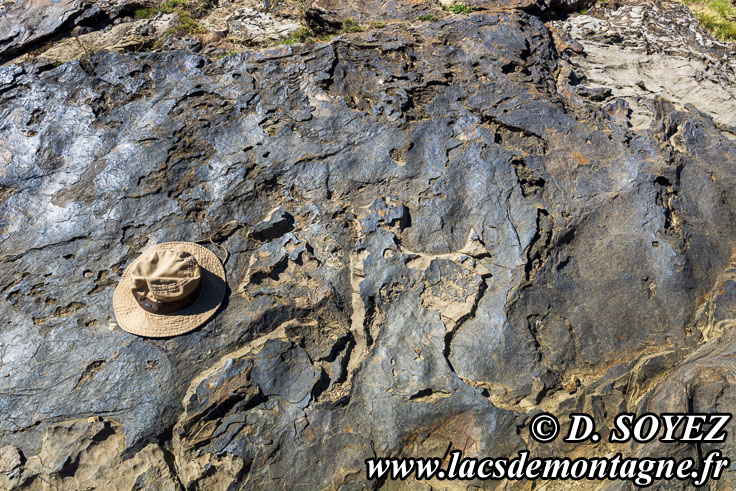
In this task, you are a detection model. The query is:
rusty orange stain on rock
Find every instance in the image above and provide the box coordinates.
[572,151,590,166]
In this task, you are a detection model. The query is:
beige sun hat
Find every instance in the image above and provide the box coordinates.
[113,242,226,337]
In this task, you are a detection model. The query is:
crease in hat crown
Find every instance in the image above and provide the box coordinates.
[131,249,201,304]
[113,241,227,338]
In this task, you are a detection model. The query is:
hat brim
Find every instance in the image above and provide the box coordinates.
[113,242,226,338]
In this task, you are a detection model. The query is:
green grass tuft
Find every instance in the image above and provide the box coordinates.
[341,18,365,33]
[418,14,437,21]
[442,2,472,14]
[135,0,210,36]
[284,27,314,45]
[681,0,736,41]
[214,49,241,60]
[135,7,159,18]
[280,27,334,46]
[165,12,207,35]
[135,0,192,18]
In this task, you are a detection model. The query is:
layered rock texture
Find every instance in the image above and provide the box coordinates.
[2,0,736,489]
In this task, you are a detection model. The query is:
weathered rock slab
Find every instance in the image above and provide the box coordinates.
[2,0,736,489]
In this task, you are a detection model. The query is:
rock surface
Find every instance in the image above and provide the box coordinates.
[554,0,736,129]
[201,2,302,44]
[0,0,145,63]
[0,0,92,62]
[18,13,180,64]
[2,0,736,489]
[2,0,312,65]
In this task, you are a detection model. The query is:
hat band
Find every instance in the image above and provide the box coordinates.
[133,282,201,315]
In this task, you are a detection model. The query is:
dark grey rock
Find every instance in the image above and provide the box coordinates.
[248,206,294,241]
[1,0,736,489]
[0,0,87,62]
[0,0,136,64]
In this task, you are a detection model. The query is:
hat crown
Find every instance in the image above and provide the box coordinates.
[131,249,201,303]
